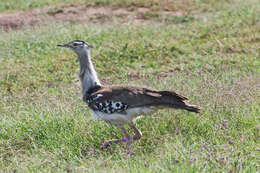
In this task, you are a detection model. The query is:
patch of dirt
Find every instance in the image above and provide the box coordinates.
[0,10,38,30]
[0,4,184,31]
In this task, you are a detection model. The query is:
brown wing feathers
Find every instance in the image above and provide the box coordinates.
[88,86,200,113]
[157,90,200,112]
[143,89,200,113]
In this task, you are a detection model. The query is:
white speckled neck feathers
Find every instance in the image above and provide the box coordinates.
[78,49,101,99]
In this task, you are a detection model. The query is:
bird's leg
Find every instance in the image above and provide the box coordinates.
[118,125,133,154]
[101,125,131,149]
[129,122,142,140]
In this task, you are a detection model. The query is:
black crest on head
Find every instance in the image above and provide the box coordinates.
[73,40,85,44]
[71,40,92,47]
[70,40,85,46]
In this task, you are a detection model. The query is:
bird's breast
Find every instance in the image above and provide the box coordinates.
[90,106,154,125]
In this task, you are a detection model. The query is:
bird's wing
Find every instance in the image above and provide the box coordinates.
[85,85,200,113]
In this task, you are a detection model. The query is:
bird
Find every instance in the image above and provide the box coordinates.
[58,40,200,153]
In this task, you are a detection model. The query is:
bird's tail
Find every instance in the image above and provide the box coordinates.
[158,91,201,113]
[180,102,201,113]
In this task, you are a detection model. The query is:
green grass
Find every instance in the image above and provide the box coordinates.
[0,0,259,172]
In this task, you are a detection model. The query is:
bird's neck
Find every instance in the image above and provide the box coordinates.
[78,51,101,99]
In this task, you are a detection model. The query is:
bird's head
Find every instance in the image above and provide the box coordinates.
[58,40,93,56]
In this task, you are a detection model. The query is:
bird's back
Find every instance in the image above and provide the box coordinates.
[84,85,200,124]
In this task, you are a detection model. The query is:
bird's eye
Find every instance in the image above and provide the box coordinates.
[73,43,78,46]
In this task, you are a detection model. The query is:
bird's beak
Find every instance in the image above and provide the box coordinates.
[88,44,93,48]
[57,43,70,47]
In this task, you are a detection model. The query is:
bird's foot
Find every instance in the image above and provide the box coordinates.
[101,141,111,149]
[126,149,131,155]
[101,138,127,149]
[125,137,133,155]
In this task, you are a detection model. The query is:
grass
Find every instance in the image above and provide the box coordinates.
[0,0,259,172]
[0,0,240,12]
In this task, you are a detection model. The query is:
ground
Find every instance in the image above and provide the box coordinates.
[0,0,259,172]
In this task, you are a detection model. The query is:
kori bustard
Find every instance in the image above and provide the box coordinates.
[58,40,200,153]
